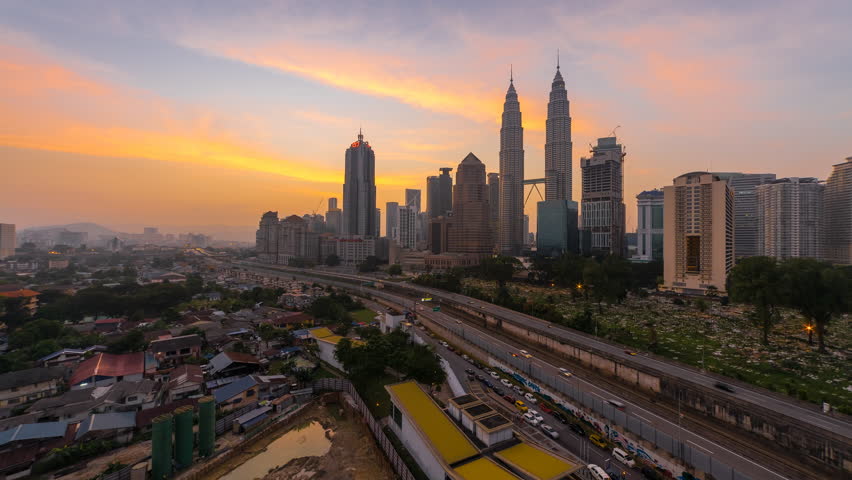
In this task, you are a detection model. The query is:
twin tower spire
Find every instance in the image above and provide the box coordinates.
[498,56,573,255]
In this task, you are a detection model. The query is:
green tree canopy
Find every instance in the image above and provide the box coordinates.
[729,256,785,345]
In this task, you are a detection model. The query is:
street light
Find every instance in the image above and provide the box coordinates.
[804,324,814,345]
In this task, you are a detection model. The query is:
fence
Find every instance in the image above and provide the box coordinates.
[313,378,417,480]
[435,317,755,480]
[214,402,259,435]
[100,464,135,480]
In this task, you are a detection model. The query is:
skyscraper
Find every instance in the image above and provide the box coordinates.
[438,168,453,217]
[664,172,734,295]
[328,198,337,210]
[823,157,852,265]
[277,215,309,265]
[448,153,492,256]
[0,223,16,259]
[374,208,381,238]
[397,205,417,250]
[581,137,626,255]
[634,190,664,262]
[255,212,279,264]
[523,215,530,246]
[727,173,776,260]
[488,172,500,251]
[537,200,578,256]
[545,60,572,201]
[342,130,376,237]
[756,178,823,260]
[326,197,342,234]
[499,72,524,255]
[386,202,400,241]
[405,189,422,213]
[426,176,439,218]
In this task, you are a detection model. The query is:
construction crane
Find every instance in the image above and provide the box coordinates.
[311,198,325,216]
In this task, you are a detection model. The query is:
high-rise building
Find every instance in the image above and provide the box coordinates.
[499,72,524,255]
[277,215,309,265]
[581,137,626,255]
[545,61,572,201]
[523,215,530,246]
[663,172,734,295]
[448,153,492,256]
[536,200,578,257]
[0,224,15,259]
[325,197,342,234]
[635,190,664,262]
[416,211,429,248]
[823,157,852,265]
[438,168,453,217]
[342,130,376,237]
[255,212,279,263]
[487,172,500,251]
[386,202,400,241]
[727,173,776,260]
[756,178,823,260]
[336,236,375,266]
[428,216,452,254]
[397,205,417,250]
[426,176,440,218]
[328,198,338,210]
[374,208,381,238]
[405,189,422,213]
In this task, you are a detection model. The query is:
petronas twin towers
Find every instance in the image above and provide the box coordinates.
[499,62,573,255]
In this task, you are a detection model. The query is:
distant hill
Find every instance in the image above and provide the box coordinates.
[22,222,117,238]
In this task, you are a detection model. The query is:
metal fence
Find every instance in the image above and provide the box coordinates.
[100,465,134,480]
[313,378,416,480]
[214,402,259,436]
[436,319,754,480]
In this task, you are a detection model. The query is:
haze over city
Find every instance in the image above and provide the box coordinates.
[2,1,850,237]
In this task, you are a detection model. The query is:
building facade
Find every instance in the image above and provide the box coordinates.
[663,172,734,295]
[342,130,377,236]
[727,173,776,261]
[0,223,15,259]
[426,176,439,218]
[499,74,525,255]
[405,189,421,213]
[635,190,664,262]
[397,205,417,250]
[277,215,309,265]
[386,202,400,241]
[536,200,578,257]
[756,178,823,260]
[448,153,492,257]
[336,236,375,266]
[255,212,279,263]
[823,157,852,265]
[544,63,573,202]
[580,137,626,255]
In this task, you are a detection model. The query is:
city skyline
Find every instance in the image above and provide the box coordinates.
[1,2,851,236]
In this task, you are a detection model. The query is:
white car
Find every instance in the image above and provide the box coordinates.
[513,386,524,395]
[462,354,469,361]
[522,412,539,426]
[528,409,544,423]
[519,349,532,358]
[489,371,500,379]
[524,392,538,404]
[559,367,572,377]
[500,378,513,388]
[540,423,559,439]
[440,341,449,348]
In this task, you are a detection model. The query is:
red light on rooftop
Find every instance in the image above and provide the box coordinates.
[351,141,360,148]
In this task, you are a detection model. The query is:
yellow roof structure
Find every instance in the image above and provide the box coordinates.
[309,327,335,339]
[494,442,576,480]
[452,457,519,480]
[309,328,364,346]
[386,381,478,465]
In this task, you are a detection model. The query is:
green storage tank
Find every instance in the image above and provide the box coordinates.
[151,413,173,480]
[198,396,216,457]
[173,405,194,470]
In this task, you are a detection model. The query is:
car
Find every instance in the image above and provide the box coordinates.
[519,349,532,358]
[569,423,585,436]
[467,374,475,381]
[558,367,572,377]
[528,409,544,423]
[715,382,735,393]
[500,378,513,388]
[589,433,608,449]
[513,385,524,395]
[540,423,559,439]
[522,412,539,426]
[447,345,455,352]
[493,388,504,396]
[514,400,528,412]
[476,374,485,381]
[462,354,469,361]
[489,371,500,379]
[588,464,612,480]
[502,394,514,404]
[538,404,554,414]
[607,399,626,410]
[624,350,637,356]
[640,466,664,480]
[484,381,494,389]
[612,447,636,468]
[465,368,475,375]
[552,411,569,424]
[524,392,538,404]
[440,341,449,347]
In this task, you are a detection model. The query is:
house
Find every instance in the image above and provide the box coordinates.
[147,272,187,284]
[308,327,363,372]
[253,375,291,400]
[0,422,73,479]
[70,352,148,390]
[95,379,161,412]
[75,412,136,443]
[212,376,258,412]
[0,367,67,408]
[267,311,315,328]
[148,334,202,364]
[93,318,123,333]
[27,379,160,423]
[0,289,40,313]
[381,310,406,333]
[37,346,106,368]
[207,351,260,377]
[166,364,204,402]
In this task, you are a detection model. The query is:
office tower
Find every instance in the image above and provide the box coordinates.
[342,130,377,236]
[426,176,440,218]
[328,198,337,210]
[545,60,572,201]
[416,211,429,247]
[663,172,734,294]
[325,201,342,234]
[499,72,524,255]
[727,173,776,260]
[635,190,664,261]
[756,178,823,260]
[438,168,453,216]
[405,189,422,213]
[523,215,530,246]
[823,157,852,264]
[386,202,400,241]
[255,212,280,264]
[487,173,500,250]
[397,205,417,250]
[428,217,452,254]
[536,200,578,257]
[448,153,492,256]
[581,137,626,255]
[0,224,15,259]
[374,208,381,238]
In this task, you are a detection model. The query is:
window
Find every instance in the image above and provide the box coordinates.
[686,236,701,272]
[391,404,403,428]
[651,205,664,229]
[246,389,256,398]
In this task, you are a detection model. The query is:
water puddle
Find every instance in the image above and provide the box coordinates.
[219,421,332,480]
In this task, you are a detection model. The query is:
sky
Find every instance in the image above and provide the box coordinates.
[1,1,850,239]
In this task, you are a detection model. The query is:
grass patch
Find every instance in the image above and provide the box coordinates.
[356,373,398,418]
[352,308,379,324]
[313,365,340,379]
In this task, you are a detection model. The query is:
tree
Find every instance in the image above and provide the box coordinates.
[107,330,147,354]
[402,344,446,385]
[783,259,850,353]
[479,255,520,289]
[358,256,380,273]
[325,254,340,267]
[387,264,403,276]
[729,257,786,345]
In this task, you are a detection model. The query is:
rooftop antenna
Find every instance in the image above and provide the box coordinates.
[557,49,560,70]
[510,64,513,83]
[610,125,621,138]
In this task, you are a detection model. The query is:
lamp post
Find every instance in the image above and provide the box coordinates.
[805,324,814,346]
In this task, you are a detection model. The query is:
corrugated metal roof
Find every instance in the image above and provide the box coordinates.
[76,412,136,440]
[0,421,68,446]
[213,376,257,404]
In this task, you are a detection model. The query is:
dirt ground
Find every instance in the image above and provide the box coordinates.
[57,440,152,480]
[261,402,396,480]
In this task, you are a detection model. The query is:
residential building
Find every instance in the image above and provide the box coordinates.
[581,136,626,255]
[544,61,573,202]
[386,202,400,241]
[635,189,664,261]
[342,130,377,236]
[536,200,578,257]
[406,189,422,213]
[823,157,852,265]
[756,178,824,260]
[308,327,363,371]
[208,351,261,377]
[212,376,258,412]
[277,215,309,265]
[448,153,492,258]
[499,73,525,256]
[70,352,148,390]
[663,172,734,295]
[728,173,776,260]
[255,211,279,264]
[397,205,417,250]
[326,197,342,234]
[93,318,123,333]
[166,364,204,402]
[336,235,375,266]
[57,230,87,247]
[0,289,40,313]
[148,334,202,365]
[0,367,66,408]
